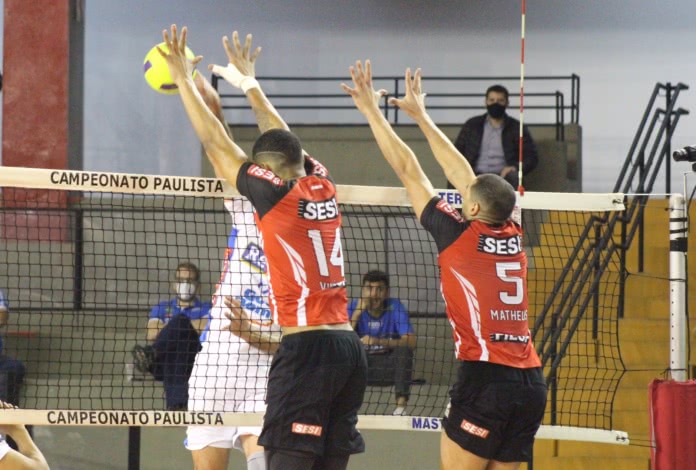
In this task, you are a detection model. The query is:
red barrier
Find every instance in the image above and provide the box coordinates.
[649,379,696,469]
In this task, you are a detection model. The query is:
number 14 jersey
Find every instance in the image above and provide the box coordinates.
[236,156,348,328]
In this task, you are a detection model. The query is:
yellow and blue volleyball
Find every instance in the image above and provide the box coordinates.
[143,42,196,95]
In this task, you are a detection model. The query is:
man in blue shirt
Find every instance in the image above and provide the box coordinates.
[133,262,211,411]
[348,270,417,415]
[0,290,25,409]
[0,290,27,451]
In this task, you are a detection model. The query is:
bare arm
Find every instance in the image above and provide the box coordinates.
[224,297,281,354]
[342,61,435,219]
[0,402,49,470]
[160,25,247,189]
[388,68,476,196]
[212,31,290,134]
[238,326,281,355]
[0,427,49,470]
[193,72,234,178]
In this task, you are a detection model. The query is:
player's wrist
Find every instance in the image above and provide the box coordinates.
[240,76,260,94]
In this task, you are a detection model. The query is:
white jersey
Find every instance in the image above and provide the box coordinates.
[188,198,278,413]
[0,439,9,461]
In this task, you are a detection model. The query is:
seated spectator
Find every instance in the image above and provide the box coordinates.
[450,84,538,189]
[132,262,211,411]
[0,400,49,470]
[348,270,417,416]
[0,291,26,415]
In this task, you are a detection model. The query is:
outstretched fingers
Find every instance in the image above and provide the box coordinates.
[158,24,187,59]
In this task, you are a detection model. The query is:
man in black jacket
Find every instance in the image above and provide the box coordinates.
[450,84,538,189]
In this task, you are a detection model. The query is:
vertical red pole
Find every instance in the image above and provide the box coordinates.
[2,0,84,241]
[518,0,526,195]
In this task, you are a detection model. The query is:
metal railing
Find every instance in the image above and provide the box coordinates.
[213,74,580,141]
[531,82,689,427]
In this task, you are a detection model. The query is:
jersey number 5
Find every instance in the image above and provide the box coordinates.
[308,228,344,277]
[496,262,523,305]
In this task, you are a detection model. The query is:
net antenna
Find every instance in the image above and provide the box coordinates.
[0,167,628,448]
[518,0,527,194]
[669,192,688,380]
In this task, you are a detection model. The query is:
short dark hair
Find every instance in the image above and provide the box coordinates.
[176,261,200,282]
[471,174,516,222]
[485,84,509,101]
[252,129,304,168]
[362,270,389,288]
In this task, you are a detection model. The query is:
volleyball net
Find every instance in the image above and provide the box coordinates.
[0,167,628,444]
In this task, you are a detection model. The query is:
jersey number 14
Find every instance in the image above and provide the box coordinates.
[308,228,344,277]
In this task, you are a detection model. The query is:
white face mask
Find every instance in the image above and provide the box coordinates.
[176,282,197,301]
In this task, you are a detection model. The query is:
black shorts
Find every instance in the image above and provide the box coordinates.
[258,329,368,457]
[442,361,547,463]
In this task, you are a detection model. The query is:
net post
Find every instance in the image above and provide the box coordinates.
[669,193,688,381]
[128,426,141,470]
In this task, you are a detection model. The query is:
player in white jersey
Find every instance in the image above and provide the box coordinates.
[186,197,280,470]
[185,73,280,470]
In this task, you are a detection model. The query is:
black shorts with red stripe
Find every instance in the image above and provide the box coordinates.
[258,329,368,457]
[443,360,547,463]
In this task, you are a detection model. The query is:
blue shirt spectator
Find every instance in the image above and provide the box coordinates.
[132,262,212,411]
[0,290,26,424]
[348,298,414,340]
[348,270,417,415]
[148,297,211,326]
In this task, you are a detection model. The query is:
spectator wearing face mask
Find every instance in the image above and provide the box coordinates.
[132,262,212,410]
[449,84,538,190]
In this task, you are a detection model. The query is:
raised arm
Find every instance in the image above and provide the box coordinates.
[211,31,290,134]
[193,72,233,179]
[341,61,435,219]
[224,297,281,354]
[159,25,247,189]
[388,69,476,197]
[0,401,49,470]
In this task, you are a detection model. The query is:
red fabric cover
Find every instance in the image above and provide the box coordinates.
[649,379,696,470]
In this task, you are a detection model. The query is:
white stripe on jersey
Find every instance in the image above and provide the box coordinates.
[451,268,489,361]
[276,234,310,327]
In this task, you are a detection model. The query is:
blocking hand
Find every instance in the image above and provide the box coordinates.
[341,60,387,117]
[388,68,427,121]
[158,25,202,86]
[209,31,261,91]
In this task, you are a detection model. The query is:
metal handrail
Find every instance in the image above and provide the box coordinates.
[530,82,688,428]
[213,74,580,138]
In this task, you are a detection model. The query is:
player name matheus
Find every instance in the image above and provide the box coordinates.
[490,309,528,321]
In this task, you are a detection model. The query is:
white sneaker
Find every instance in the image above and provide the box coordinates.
[392,406,406,416]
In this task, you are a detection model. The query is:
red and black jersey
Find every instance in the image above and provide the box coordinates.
[236,156,348,327]
[420,197,541,369]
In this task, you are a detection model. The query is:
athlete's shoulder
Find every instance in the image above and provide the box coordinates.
[242,163,284,186]
[304,154,330,179]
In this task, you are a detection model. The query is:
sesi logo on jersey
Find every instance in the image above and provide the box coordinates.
[291,422,323,436]
[298,197,339,221]
[306,156,329,177]
[460,419,490,438]
[248,165,283,186]
[477,234,523,256]
[435,199,464,222]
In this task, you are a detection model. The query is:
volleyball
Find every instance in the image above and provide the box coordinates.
[143,42,196,95]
